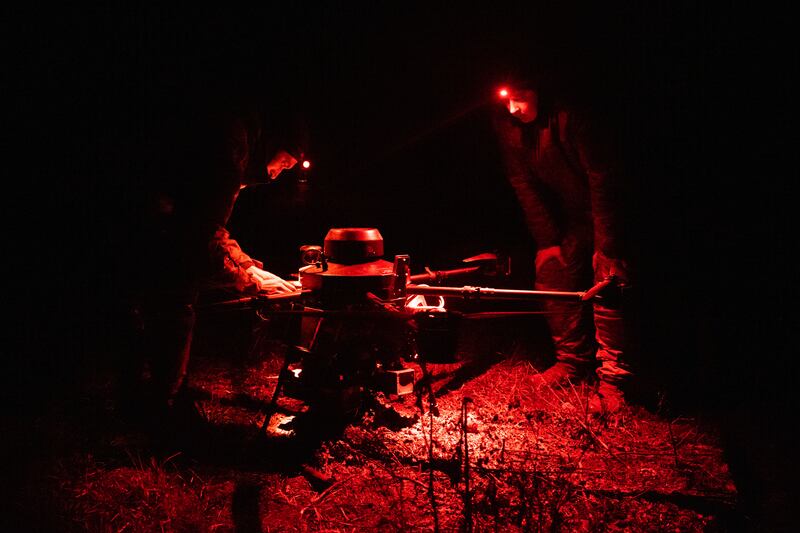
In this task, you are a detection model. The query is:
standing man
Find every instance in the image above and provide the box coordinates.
[494,77,634,414]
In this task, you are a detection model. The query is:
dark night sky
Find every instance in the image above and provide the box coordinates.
[8,4,796,417]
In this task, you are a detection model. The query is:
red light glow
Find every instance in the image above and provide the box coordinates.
[498,88,509,98]
[302,160,311,169]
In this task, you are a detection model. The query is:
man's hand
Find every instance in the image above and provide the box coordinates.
[535,245,567,271]
[593,252,630,284]
[245,265,299,294]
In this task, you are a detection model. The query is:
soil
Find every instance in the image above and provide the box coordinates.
[11,320,740,532]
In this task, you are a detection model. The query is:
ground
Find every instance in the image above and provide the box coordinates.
[15,316,739,532]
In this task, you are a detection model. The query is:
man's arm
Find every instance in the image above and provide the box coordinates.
[570,113,627,260]
[493,114,561,250]
[208,226,297,294]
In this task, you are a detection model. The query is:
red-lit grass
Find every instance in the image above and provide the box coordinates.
[32,343,735,532]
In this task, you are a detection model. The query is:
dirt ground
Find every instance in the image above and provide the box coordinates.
[13,316,740,532]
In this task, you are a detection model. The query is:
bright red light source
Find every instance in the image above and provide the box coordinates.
[498,88,509,98]
[302,160,311,169]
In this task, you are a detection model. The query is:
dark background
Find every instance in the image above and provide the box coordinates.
[7,3,796,526]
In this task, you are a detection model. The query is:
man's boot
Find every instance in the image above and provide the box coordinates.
[589,381,626,415]
[533,362,582,389]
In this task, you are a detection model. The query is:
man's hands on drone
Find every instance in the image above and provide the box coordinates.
[246,265,300,294]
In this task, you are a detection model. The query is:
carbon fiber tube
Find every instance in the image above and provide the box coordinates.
[406,284,585,301]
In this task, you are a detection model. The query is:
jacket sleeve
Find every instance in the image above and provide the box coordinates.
[493,114,561,248]
[208,226,264,293]
[570,114,626,259]
[203,115,267,294]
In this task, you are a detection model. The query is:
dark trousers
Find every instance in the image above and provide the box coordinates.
[535,231,632,385]
[118,287,197,409]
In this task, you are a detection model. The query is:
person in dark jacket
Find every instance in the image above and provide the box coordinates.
[115,103,303,427]
[494,79,634,414]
